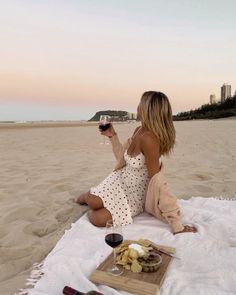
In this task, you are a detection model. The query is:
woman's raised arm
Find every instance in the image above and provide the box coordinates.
[100,124,123,160]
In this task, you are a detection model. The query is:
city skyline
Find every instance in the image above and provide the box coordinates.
[0,1,236,121]
[210,83,235,105]
[221,83,232,103]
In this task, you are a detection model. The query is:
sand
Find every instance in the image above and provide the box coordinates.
[0,120,235,295]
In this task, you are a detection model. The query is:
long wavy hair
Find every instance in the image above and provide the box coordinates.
[138,91,176,156]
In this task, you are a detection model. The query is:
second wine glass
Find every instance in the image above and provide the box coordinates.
[105,220,124,276]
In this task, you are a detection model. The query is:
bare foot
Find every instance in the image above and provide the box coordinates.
[174,225,198,235]
[75,193,87,205]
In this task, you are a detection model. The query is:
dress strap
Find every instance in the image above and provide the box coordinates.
[131,127,142,139]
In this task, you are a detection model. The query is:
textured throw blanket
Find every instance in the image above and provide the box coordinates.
[18,197,236,295]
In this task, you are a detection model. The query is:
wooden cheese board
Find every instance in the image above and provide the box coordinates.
[90,240,175,295]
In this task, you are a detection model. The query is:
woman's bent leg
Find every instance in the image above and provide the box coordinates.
[76,192,112,226]
[76,192,104,210]
[88,208,112,227]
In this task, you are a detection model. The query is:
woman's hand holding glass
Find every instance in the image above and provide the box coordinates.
[98,115,116,142]
[99,123,116,138]
[99,115,111,144]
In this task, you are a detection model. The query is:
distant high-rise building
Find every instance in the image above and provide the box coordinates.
[210,94,216,104]
[128,112,137,120]
[221,83,231,102]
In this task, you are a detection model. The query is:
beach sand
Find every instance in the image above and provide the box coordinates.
[0,120,236,295]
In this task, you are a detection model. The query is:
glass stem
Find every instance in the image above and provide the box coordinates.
[113,248,116,268]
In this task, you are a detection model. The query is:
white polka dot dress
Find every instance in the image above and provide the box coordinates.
[90,150,149,226]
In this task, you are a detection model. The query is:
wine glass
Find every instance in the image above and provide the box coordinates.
[99,115,111,144]
[105,220,124,276]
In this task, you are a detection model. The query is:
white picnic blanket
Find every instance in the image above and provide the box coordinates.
[21,197,236,295]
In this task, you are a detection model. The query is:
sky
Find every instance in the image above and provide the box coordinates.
[0,0,236,121]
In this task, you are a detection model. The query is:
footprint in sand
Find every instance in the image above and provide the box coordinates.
[23,220,58,237]
[48,183,72,193]
[2,207,44,223]
[55,207,74,223]
[0,226,9,240]
[193,184,213,193]
[0,245,36,263]
[189,173,212,181]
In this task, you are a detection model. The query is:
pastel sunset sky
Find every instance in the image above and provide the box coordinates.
[0,0,235,120]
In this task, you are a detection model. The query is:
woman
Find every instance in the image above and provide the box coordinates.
[76,91,197,234]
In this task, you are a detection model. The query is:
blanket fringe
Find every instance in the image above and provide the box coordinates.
[214,196,236,201]
[15,262,44,295]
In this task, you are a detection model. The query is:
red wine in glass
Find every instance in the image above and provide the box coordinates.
[99,115,111,144]
[99,123,111,132]
[105,233,123,248]
[105,220,124,276]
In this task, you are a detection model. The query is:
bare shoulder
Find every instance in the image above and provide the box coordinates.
[140,130,160,152]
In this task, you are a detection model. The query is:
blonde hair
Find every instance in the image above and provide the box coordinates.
[139,91,176,156]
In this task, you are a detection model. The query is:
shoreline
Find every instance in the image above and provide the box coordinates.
[0,121,137,130]
[0,121,96,129]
